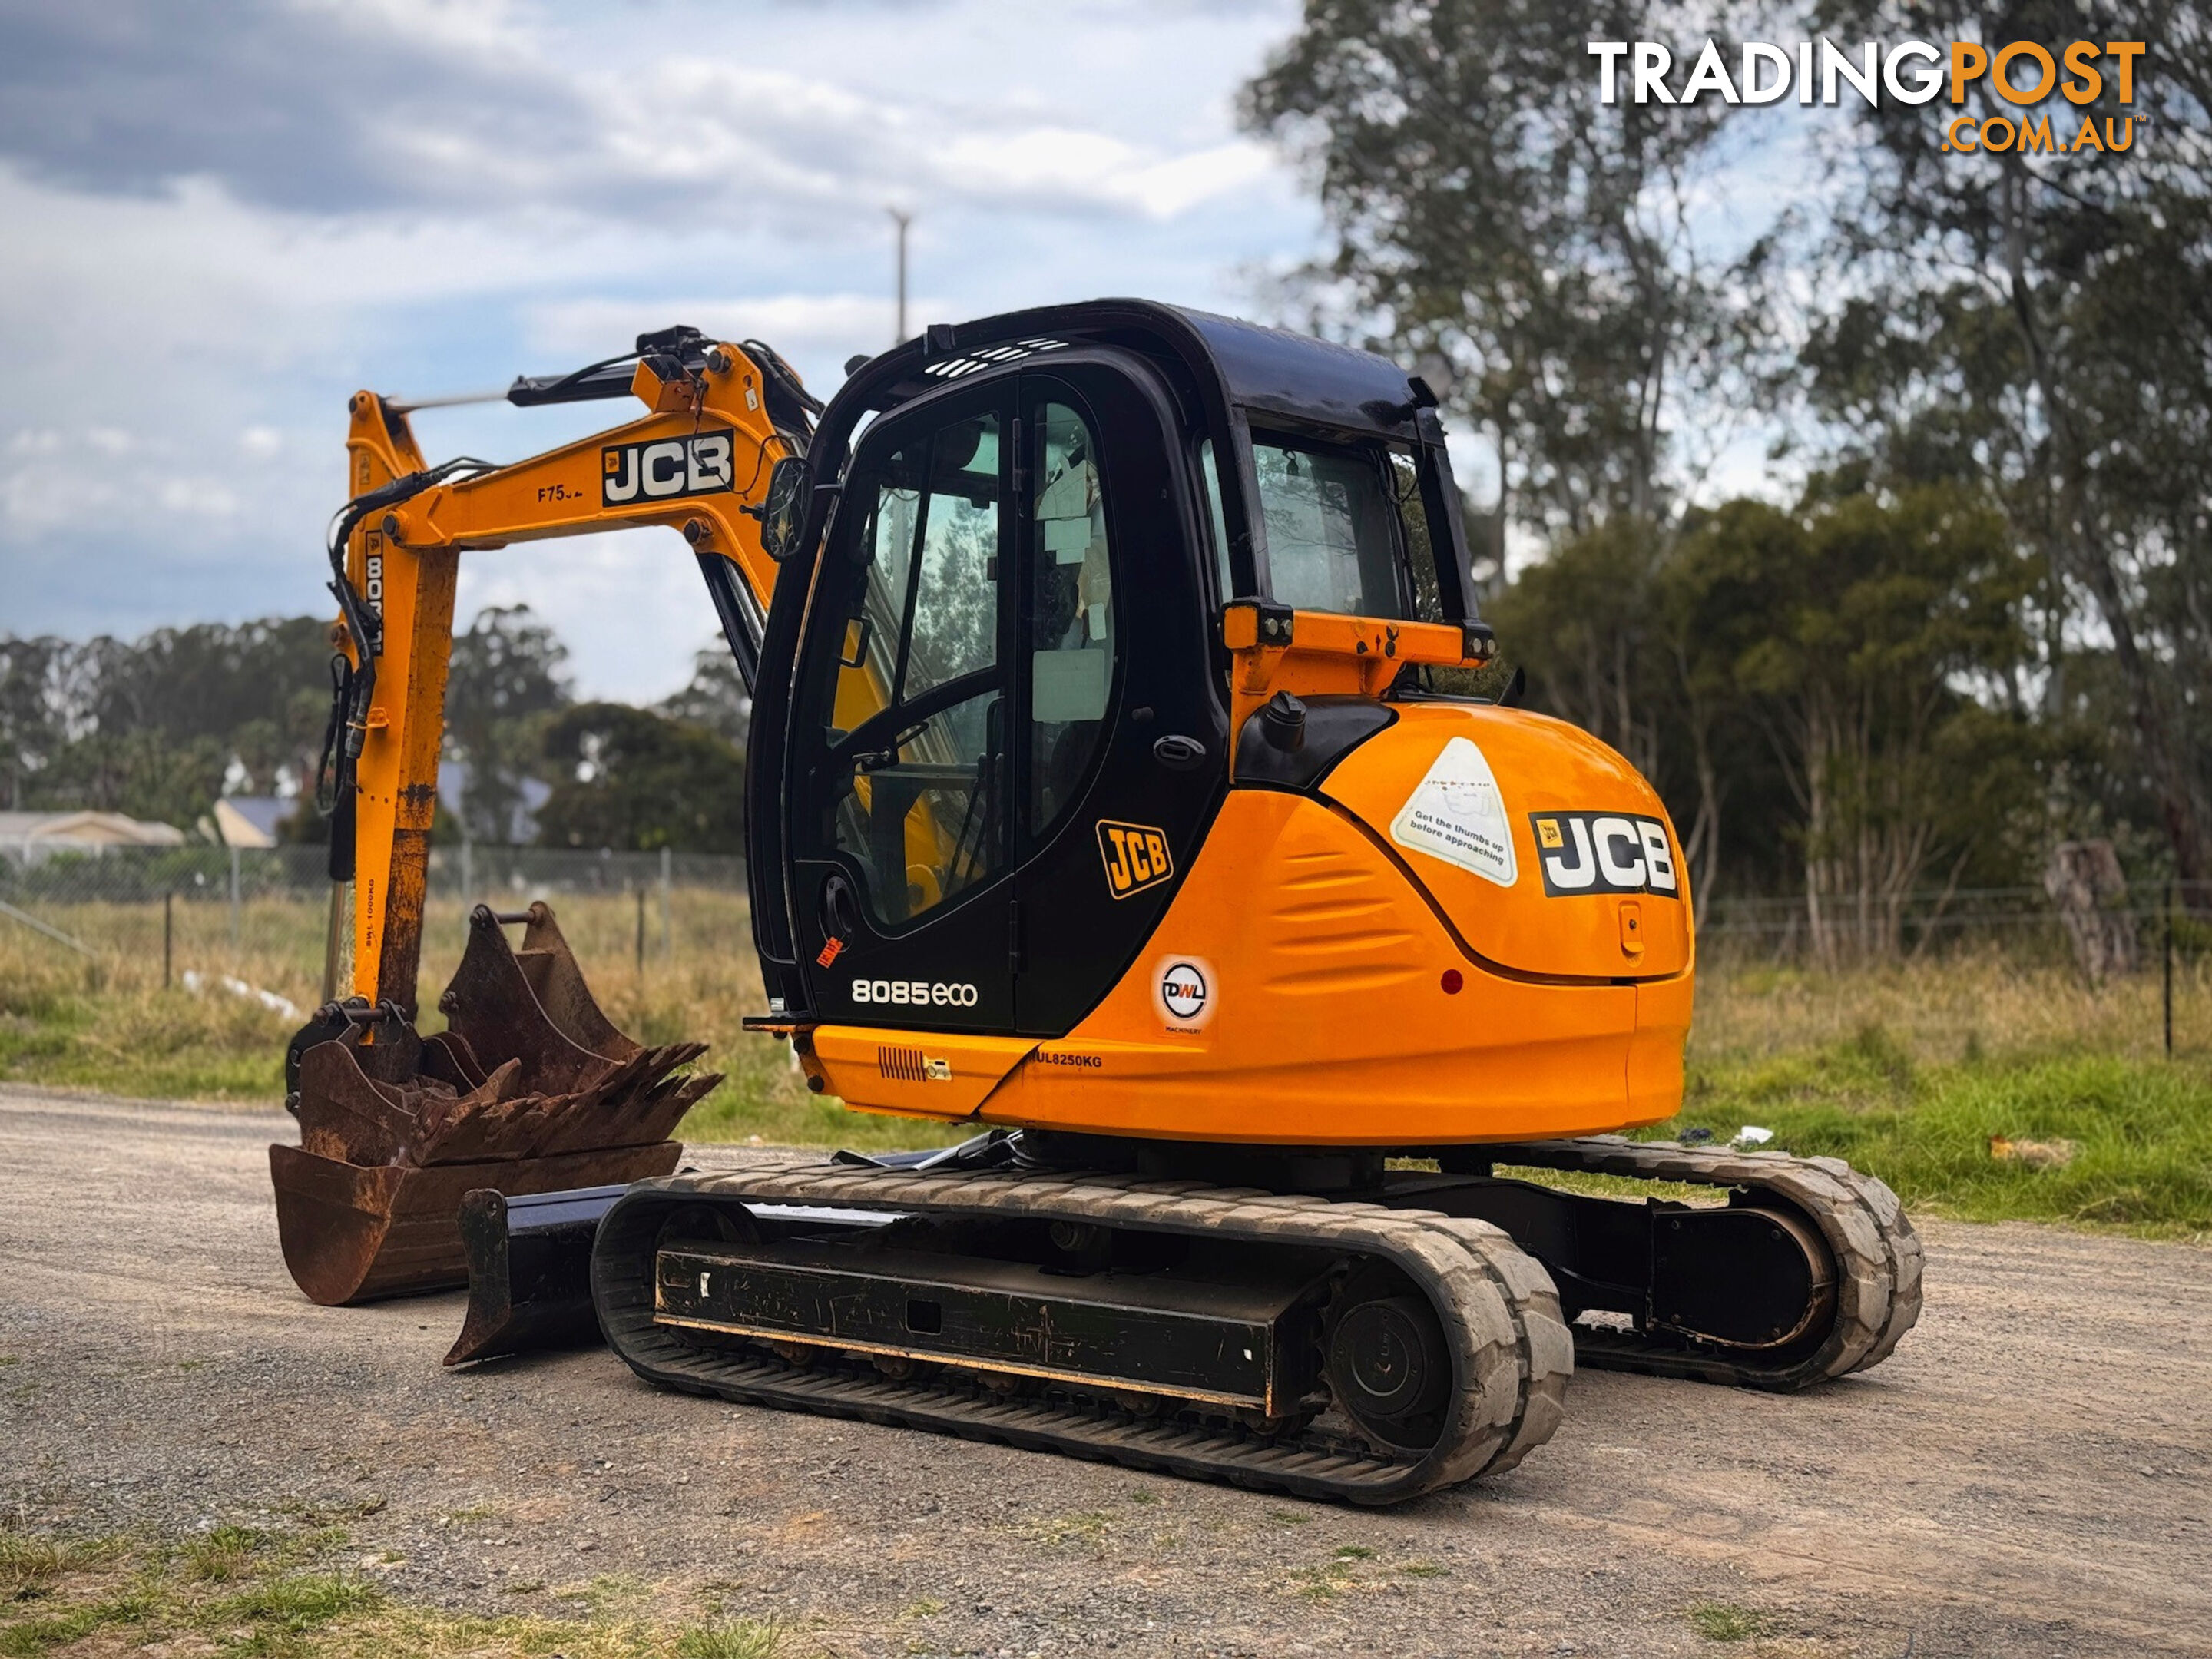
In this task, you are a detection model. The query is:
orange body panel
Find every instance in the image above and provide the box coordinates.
[809,701,1694,1145]
[1220,604,1476,746]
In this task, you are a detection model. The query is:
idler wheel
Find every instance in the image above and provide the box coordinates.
[1326,1267,1450,1454]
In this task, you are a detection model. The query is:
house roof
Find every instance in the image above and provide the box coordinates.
[214,796,296,848]
[0,810,187,848]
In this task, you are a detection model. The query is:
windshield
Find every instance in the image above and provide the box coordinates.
[1251,434,1439,621]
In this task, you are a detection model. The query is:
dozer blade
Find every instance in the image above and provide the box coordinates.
[270,901,720,1306]
[443,1184,632,1366]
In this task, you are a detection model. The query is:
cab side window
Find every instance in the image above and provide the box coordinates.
[1252,433,1412,620]
[1027,399,1115,839]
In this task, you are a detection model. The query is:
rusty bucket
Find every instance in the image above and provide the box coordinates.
[270,902,719,1306]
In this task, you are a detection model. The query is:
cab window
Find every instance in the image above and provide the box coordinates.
[813,409,1006,929]
[1028,399,1115,838]
[1253,433,1439,621]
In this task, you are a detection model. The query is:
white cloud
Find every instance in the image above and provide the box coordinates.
[0,0,1318,695]
[454,531,724,705]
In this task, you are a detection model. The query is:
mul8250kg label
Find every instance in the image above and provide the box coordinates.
[1529,813,1679,898]
[602,429,736,507]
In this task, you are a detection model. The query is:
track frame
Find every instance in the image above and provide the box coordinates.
[591,1165,1573,1505]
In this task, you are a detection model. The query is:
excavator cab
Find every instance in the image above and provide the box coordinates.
[751,304,1482,1035]
[771,318,1259,1035]
[740,303,1688,1144]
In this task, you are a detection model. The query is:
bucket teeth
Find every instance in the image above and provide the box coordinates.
[409,1058,529,1166]
[273,900,710,1303]
[289,900,717,1165]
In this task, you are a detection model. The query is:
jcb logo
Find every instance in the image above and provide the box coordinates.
[1530,812,1679,899]
[1097,820,1174,899]
[602,429,736,507]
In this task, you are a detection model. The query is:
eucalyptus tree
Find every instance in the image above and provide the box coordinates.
[1241,0,1773,545]
[1805,0,2212,889]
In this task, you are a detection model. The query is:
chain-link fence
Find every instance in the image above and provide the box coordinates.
[0,842,750,1015]
[1692,879,2212,1060]
[1702,881,2207,963]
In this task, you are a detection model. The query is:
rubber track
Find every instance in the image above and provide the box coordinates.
[1485,1137,1923,1389]
[591,1166,1573,1505]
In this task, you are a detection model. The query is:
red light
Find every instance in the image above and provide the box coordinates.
[1440,969,1464,995]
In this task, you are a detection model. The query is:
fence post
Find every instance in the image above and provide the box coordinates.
[163,890,173,989]
[460,836,473,939]
[660,845,672,962]
[2164,880,2175,1059]
[228,844,240,953]
[635,884,647,974]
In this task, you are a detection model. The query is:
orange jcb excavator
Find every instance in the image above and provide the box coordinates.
[276,303,1921,1505]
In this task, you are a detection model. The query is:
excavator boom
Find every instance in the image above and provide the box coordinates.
[329,328,801,1009]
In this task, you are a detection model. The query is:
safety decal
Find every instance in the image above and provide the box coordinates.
[1153,955,1217,1035]
[1097,820,1174,900]
[1389,737,1517,887]
[602,429,736,507]
[1530,813,1678,897]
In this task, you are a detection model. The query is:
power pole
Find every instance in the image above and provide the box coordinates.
[888,207,912,346]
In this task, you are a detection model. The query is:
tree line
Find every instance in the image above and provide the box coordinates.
[1243,0,2211,933]
[0,608,750,855]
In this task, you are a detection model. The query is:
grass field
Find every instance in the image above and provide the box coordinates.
[0,1512,785,1659]
[2,905,2207,1237]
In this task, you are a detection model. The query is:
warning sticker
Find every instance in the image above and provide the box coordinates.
[1389,737,1518,888]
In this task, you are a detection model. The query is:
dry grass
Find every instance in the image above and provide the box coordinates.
[0,890,961,1150]
[5,897,2210,1212]
[1692,945,2212,1067]
[1663,948,2212,1237]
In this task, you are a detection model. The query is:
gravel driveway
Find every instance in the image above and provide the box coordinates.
[2,1083,2206,1657]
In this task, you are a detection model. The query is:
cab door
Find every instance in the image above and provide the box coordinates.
[1010,366,1226,1036]
[786,384,1018,1031]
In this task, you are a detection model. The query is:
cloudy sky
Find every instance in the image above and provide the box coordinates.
[0,0,1320,700]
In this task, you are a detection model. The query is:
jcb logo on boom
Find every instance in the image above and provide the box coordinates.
[1097,820,1174,899]
[1530,813,1679,899]
[602,429,736,507]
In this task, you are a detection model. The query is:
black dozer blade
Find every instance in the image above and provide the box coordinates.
[444,1139,1015,1365]
[444,1183,633,1366]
